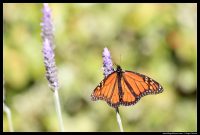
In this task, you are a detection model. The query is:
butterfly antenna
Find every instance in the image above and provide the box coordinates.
[113,62,117,67]
[119,54,123,67]
[113,54,122,68]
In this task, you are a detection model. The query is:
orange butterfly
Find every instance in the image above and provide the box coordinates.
[91,65,163,108]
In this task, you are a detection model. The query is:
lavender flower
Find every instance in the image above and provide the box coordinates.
[41,3,55,49]
[42,39,59,91]
[41,4,64,131]
[41,3,58,91]
[102,47,114,77]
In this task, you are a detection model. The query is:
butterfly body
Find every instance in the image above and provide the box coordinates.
[91,65,163,108]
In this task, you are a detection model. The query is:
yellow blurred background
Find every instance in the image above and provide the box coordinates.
[3,3,197,132]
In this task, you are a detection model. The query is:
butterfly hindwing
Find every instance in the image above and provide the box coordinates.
[120,76,138,106]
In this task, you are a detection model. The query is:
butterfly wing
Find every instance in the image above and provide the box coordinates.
[91,68,164,108]
[91,72,121,108]
[120,71,163,106]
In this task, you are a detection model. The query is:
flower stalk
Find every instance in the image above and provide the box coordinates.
[116,107,124,132]
[41,3,64,132]
[3,104,14,132]
[3,79,14,132]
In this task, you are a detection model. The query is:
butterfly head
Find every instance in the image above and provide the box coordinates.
[116,65,122,73]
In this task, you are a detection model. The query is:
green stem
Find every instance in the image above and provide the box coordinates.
[3,103,14,132]
[53,90,64,132]
[115,107,124,132]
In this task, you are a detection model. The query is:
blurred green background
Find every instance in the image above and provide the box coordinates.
[3,3,197,132]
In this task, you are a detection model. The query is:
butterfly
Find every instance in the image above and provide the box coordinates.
[91,65,163,108]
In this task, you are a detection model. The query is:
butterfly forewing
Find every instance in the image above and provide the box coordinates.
[91,72,122,108]
[123,71,163,97]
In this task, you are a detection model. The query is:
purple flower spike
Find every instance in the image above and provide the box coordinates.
[42,39,59,91]
[41,4,59,91]
[41,3,55,49]
[102,47,114,77]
